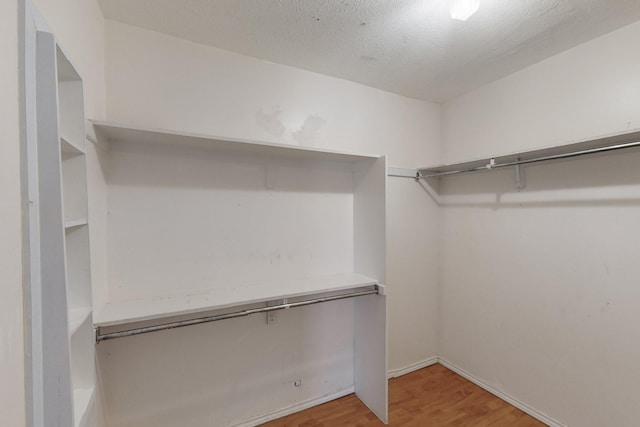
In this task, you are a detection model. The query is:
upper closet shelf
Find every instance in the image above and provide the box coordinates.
[91,120,380,164]
[94,272,381,328]
[419,129,640,178]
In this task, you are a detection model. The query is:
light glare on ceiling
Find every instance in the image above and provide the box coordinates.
[449,0,480,21]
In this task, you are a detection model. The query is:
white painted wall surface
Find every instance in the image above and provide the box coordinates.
[106,142,356,302]
[1,1,26,426]
[440,21,640,427]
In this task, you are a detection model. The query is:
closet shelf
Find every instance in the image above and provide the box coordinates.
[91,120,380,164]
[419,128,640,178]
[61,136,85,155]
[64,219,88,229]
[68,307,92,336]
[73,386,95,427]
[94,272,381,328]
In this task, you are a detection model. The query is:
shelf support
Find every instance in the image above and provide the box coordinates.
[515,160,524,192]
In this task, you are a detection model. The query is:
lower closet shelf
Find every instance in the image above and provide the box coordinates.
[68,307,92,336]
[94,272,382,329]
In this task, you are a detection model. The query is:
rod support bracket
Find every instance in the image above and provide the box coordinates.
[515,161,524,192]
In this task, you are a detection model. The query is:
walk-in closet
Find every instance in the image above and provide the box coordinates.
[7,1,640,427]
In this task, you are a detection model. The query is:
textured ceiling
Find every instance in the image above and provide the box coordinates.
[98,0,640,102]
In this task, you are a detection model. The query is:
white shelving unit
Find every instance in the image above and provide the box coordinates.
[35,30,95,427]
[57,46,96,427]
[91,121,388,424]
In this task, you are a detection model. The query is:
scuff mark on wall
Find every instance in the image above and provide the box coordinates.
[256,107,327,146]
[292,115,326,146]
[256,107,286,138]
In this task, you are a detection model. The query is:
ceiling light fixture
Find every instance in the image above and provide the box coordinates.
[449,0,480,21]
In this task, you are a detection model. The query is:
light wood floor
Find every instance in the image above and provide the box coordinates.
[260,363,545,426]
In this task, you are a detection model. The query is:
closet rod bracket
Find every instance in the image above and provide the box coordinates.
[515,161,524,191]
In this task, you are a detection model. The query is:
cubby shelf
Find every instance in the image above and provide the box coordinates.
[73,387,96,427]
[68,307,92,337]
[61,136,85,155]
[64,219,88,229]
[56,41,95,427]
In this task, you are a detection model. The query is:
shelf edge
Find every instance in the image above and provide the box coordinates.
[94,273,379,328]
[90,119,382,161]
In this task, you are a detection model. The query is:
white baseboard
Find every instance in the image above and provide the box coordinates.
[234,358,566,427]
[387,356,439,379]
[233,387,354,427]
[438,358,566,427]
[234,356,440,426]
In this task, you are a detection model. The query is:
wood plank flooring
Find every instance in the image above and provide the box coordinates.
[260,363,546,426]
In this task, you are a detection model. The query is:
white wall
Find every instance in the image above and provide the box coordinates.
[440,21,640,427]
[100,20,441,425]
[1,0,26,426]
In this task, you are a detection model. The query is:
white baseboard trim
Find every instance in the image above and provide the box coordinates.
[233,387,355,427]
[387,356,439,379]
[234,358,566,427]
[235,355,440,426]
[438,358,566,427]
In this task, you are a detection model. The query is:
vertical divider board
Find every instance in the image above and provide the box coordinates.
[354,157,388,423]
[35,29,96,427]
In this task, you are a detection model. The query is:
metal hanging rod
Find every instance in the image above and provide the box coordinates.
[419,139,640,178]
[95,286,379,343]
